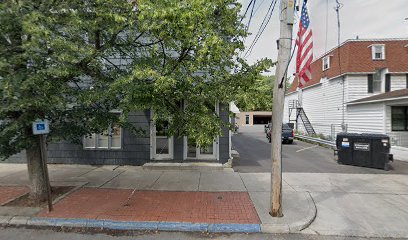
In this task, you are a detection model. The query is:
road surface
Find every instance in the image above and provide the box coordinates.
[1,227,403,240]
[232,126,408,174]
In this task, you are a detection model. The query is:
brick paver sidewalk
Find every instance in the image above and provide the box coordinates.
[38,188,260,224]
[0,186,29,205]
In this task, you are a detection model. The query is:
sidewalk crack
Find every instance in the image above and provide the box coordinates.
[238,173,249,192]
[98,170,125,188]
[148,171,164,189]
[77,166,99,177]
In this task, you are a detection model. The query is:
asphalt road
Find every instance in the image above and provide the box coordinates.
[232,126,408,174]
[1,227,403,240]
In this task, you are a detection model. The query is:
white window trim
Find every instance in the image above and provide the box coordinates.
[370,44,385,60]
[182,101,220,161]
[322,55,330,71]
[245,114,250,125]
[183,138,218,161]
[83,126,123,150]
[150,110,174,160]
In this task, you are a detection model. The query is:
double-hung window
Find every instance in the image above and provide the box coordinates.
[391,106,408,131]
[368,72,382,93]
[84,124,122,149]
[322,56,330,71]
[371,44,385,60]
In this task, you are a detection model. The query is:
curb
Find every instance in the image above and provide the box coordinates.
[288,191,317,232]
[1,216,261,233]
[260,192,317,234]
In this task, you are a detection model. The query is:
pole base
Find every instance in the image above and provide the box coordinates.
[269,211,284,218]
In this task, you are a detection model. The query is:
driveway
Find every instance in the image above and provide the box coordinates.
[232,126,408,174]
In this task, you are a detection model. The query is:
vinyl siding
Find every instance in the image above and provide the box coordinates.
[347,103,385,134]
[390,74,408,91]
[300,83,326,135]
[347,74,380,102]
[285,77,346,138]
[347,73,406,101]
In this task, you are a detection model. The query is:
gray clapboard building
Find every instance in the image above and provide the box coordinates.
[8,105,232,166]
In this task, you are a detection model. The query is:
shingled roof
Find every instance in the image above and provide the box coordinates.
[348,88,408,105]
[287,38,408,94]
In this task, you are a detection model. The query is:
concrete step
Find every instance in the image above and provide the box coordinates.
[142,162,233,172]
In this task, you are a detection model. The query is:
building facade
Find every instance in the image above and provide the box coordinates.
[8,104,232,165]
[236,111,272,126]
[284,38,408,147]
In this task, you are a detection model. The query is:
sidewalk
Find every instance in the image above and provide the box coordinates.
[1,163,408,237]
[0,164,315,233]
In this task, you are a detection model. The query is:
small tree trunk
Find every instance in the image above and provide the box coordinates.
[26,138,48,202]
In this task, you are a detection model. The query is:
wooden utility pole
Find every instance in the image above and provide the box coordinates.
[270,0,295,217]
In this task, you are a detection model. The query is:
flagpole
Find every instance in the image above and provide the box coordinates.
[270,0,295,217]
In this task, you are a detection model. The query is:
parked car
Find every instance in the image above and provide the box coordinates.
[267,123,294,144]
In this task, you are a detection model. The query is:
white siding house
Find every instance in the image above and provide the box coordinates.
[284,38,408,148]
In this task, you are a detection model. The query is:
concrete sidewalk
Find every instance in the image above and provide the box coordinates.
[1,163,408,237]
[0,164,315,234]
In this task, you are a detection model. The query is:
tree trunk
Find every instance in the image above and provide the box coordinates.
[26,138,48,202]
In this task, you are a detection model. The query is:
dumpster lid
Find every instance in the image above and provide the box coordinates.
[337,132,389,139]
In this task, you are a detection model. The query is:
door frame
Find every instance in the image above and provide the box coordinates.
[150,111,174,160]
[183,136,219,161]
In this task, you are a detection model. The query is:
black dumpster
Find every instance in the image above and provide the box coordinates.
[336,133,393,170]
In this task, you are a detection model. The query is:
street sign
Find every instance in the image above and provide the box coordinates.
[32,120,50,135]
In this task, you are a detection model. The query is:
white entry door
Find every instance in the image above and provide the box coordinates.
[151,120,173,160]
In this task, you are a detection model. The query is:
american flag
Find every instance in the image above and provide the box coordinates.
[296,0,313,87]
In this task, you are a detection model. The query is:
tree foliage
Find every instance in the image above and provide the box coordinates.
[0,0,272,159]
[235,75,274,112]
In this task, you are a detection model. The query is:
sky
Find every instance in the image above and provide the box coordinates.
[239,0,408,77]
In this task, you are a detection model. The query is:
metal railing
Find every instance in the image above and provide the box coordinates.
[295,134,336,148]
[288,100,301,109]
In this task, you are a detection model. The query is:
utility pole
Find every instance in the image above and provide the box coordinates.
[270,0,295,217]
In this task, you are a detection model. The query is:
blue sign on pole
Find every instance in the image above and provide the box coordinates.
[37,124,45,131]
[32,120,50,135]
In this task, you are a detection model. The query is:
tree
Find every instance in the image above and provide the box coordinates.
[0,0,271,201]
[235,75,274,111]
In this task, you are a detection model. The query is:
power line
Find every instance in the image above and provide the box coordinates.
[245,0,277,57]
[253,0,266,15]
[334,0,343,74]
[240,0,255,22]
[238,0,256,58]
[334,0,346,129]
[244,0,278,57]
[246,0,257,31]
[324,0,329,53]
